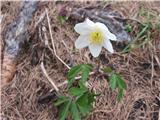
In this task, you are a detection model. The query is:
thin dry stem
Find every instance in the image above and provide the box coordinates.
[40,62,59,92]
[57,71,95,88]
[34,11,46,28]
[45,9,71,70]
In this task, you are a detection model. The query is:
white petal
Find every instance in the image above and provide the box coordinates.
[103,40,114,53]
[95,22,117,41]
[74,18,95,35]
[75,35,90,49]
[85,18,95,26]
[89,44,102,57]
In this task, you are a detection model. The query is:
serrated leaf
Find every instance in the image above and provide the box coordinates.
[77,104,91,116]
[54,96,69,106]
[109,73,126,90]
[76,92,88,106]
[117,89,124,101]
[84,64,93,70]
[67,65,82,79]
[69,87,87,96]
[59,100,71,120]
[117,75,127,90]
[76,92,92,116]
[81,64,93,82]
[67,64,93,87]
[103,67,113,73]
[70,101,81,120]
[109,74,117,90]
[87,92,96,104]
[68,77,75,88]
[81,67,90,82]
[78,80,87,89]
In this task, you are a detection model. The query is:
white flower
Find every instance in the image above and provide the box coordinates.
[74,18,117,57]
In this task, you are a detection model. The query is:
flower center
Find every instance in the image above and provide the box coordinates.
[89,30,104,45]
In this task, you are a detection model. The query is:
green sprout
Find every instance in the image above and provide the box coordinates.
[103,67,127,101]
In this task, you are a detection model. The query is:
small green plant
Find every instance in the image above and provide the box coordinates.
[125,24,133,33]
[123,7,159,53]
[58,15,68,24]
[67,64,93,87]
[54,18,127,120]
[123,23,151,53]
[58,7,69,24]
[54,64,96,120]
[54,65,126,120]
[103,67,127,101]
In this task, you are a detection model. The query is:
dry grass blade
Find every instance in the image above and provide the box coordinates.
[40,62,59,92]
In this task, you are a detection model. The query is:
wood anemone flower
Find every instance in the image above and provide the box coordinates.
[74,18,117,57]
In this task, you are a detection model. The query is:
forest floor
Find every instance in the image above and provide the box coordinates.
[1,1,160,120]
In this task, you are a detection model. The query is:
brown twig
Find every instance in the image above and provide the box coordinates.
[41,62,59,92]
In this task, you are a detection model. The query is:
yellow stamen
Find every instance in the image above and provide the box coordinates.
[89,29,104,45]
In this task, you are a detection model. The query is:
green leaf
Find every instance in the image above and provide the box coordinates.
[81,67,90,82]
[76,92,93,116]
[59,100,71,120]
[76,92,88,106]
[69,87,87,96]
[67,65,82,79]
[81,64,93,82]
[102,67,113,74]
[125,24,133,33]
[54,96,69,106]
[117,89,124,101]
[84,64,93,70]
[108,73,126,102]
[59,16,65,24]
[109,73,126,90]
[67,65,82,87]
[87,92,96,104]
[67,64,93,87]
[117,75,127,90]
[78,81,87,89]
[58,16,68,24]
[68,77,75,88]
[109,74,117,90]
[70,101,81,120]
[77,104,91,116]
